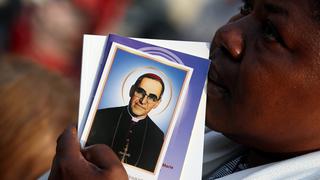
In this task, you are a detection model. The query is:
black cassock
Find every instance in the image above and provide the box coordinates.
[86,106,164,172]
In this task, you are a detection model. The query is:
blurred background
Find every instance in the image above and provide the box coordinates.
[0,0,242,83]
[0,0,241,179]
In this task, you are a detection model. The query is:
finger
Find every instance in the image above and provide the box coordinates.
[82,144,122,169]
[56,125,81,158]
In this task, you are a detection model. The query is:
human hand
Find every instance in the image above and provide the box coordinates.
[48,126,128,180]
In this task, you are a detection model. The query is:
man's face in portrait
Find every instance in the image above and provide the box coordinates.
[129,77,162,118]
[206,0,320,153]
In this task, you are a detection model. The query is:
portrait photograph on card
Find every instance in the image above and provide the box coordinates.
[80,42,193,177]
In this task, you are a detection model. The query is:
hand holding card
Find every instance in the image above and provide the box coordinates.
[49,126,128,180]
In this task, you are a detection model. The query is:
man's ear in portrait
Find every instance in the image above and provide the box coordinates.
[129,85,135,97]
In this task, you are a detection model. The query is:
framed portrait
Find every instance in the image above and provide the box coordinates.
[80,42,193,179]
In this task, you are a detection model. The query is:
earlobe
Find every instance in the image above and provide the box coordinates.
[129,85,135,97]
[153,99,161,109]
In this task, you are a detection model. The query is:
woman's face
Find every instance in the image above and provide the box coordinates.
[207,0,320,153]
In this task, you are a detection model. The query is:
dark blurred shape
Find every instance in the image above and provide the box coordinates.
[138,17,181,40]
[119,0,241,41]
[0,55,79,179]
[118,0,182,40]
[0,0,21,53]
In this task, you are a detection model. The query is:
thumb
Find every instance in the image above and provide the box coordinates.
[82,144,123,169]
[56,125,81,158]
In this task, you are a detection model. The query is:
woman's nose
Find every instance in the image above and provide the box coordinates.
[211,20,245,62]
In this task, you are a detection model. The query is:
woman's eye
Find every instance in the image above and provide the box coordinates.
[240,1,253,15]
[262,20,283,44]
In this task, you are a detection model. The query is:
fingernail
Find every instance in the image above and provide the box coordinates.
[71,127,77,135]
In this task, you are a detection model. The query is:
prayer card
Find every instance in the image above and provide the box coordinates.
[78,34,210,180]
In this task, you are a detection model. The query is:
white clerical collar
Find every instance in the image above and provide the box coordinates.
[127,106,146,122]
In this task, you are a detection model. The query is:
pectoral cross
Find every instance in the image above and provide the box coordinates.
[119,142,131,163]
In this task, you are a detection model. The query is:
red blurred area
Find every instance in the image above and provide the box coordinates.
[9,0,130,83]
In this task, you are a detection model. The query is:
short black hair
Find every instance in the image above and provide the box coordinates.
[133,73,165,98]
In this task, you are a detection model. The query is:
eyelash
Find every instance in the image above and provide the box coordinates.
[240,1,253,15]
[261,20,284,44]
[239,1,286,47]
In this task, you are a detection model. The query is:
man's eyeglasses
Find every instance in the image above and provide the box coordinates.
[134,87,160,103]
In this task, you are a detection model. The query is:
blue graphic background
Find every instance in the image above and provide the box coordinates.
[98,48,188,134]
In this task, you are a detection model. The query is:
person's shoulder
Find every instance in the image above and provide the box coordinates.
[146,117,164,138]
[94,106,127,124]
[97,106,126,114]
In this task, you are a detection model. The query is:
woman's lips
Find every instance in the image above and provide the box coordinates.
[208,65,230,98]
